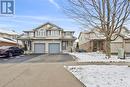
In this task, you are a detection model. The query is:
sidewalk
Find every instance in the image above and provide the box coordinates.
[0,63,83,87]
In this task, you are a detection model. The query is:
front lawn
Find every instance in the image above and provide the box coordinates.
[69,52,130,63]
[66,65,130,87]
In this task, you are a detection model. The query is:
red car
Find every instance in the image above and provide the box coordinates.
[0,46,24,58]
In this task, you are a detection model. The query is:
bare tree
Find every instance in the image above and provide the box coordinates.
[63,0,130,58]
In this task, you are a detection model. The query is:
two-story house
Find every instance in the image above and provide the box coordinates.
[78,27,130,53]
[0,29,22,46]
[18,22,76,54]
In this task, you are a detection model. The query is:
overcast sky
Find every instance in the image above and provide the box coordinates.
[0,0,129,36]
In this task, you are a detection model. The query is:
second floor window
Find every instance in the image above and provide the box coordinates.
[48,30,51,36]
[34,30,61,37]
[35,29,46,37]
[42,30,46,36]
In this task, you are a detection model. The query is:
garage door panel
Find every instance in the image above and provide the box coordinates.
[49,43,60,54]
[111,43,122,53]
[34,43,45,53]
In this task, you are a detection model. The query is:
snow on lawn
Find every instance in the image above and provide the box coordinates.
[69,52,130,62]
[66,65,130,87]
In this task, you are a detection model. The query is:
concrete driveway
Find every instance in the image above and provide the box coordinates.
[0,54,84,87]
[0,53,74,63]
[26,54,75,63]
[0,63,83,87]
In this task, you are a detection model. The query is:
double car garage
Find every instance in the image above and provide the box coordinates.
[34,43,60,54]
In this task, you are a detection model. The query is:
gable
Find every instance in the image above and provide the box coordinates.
[33,22,63,32]
[79,32,87,41]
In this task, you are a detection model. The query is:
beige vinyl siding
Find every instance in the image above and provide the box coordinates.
[125,43,130,53]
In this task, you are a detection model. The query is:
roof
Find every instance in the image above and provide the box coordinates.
[78,31,93,39]
[23,30,33,33]
[23,22,64,33]
[22,22,75,34]
[0,28,18,35]
[0,37,23,45]
[79,27,130,40]
[78,32,85,39]
[63,31,75,33]
[0,37,16,43]
[90,34,106,40]
[123,34,130,40]
[33,22,63,31]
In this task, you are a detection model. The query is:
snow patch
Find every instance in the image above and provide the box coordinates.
[66,65,130,87]
[69,52,130,62]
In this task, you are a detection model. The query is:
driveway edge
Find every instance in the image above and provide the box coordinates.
[69,54,78,61]
[64,66,86,87]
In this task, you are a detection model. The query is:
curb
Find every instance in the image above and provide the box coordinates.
[76,61,130,66]
[68,54,79,61]
[64,66,87,87]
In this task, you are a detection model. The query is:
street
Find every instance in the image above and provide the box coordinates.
[0,55,40,64]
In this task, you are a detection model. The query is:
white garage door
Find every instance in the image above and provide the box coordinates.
[34,43,45,53]
[49,43,60,54]
[111,42,122,53]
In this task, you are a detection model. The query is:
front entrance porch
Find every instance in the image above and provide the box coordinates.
[90,39,105,52]
[62,40,73,52]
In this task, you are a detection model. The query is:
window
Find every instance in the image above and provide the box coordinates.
[38,31,40,36]
[37,31,38,36]
[46,30,60,36]
[55,31,59,36]
[48,30,51,36]
[43,30,45,36]
[51,31,54,36]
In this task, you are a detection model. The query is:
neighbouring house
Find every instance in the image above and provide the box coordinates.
[78,27,130,53]
[72,39,79,51]
[0,29,23,47]
[18,22,76,54]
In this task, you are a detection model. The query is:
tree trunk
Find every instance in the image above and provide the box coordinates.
[106,39,111,58]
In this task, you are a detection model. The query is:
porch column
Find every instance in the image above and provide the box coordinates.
[97,41,99,51]
[90,41,93,52]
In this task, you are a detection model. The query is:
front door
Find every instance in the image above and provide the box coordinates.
[93,40,104,52]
